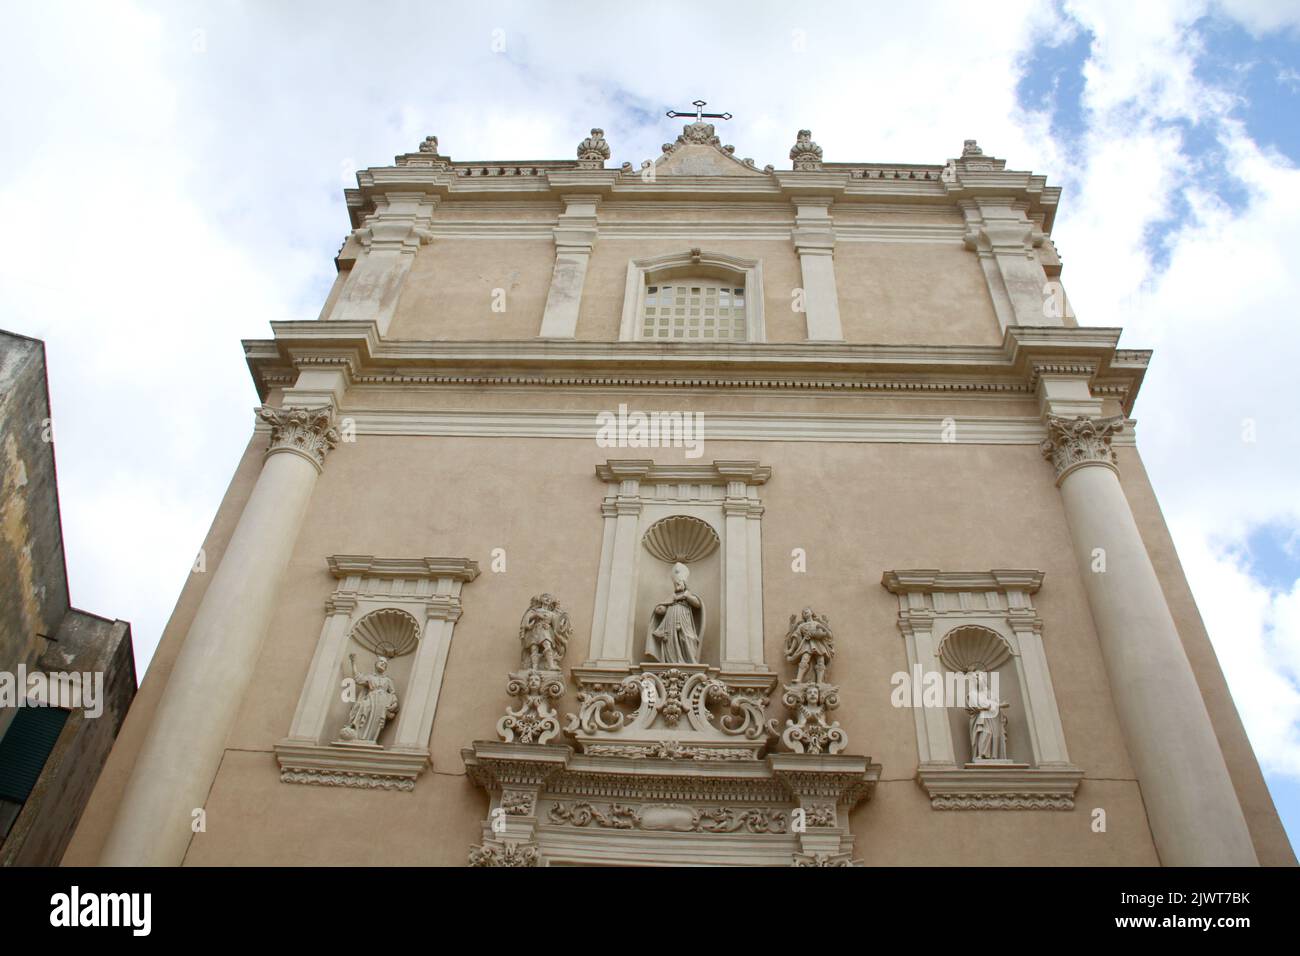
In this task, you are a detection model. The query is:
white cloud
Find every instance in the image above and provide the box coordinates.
[1,2,1297,818]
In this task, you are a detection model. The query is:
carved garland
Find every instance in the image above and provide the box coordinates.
[548,801,788,834]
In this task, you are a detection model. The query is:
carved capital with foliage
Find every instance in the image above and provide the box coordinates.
[1040,414,1124,483]
[258,405,340,472]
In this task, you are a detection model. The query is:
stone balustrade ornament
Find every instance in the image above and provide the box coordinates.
[789,129,824,171]
[577,128,610,167]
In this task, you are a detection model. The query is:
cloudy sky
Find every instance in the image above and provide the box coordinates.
[2,0,1298,850]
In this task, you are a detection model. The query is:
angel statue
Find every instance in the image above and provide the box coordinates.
[785,607,835,685]
[519,593,572,671]
[338,654,399,745]
[645,562,704,664]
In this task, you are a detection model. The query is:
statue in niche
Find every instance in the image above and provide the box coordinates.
[967,689,1011,762]
[645,562,704,665]
[519,593,572,671]
[338,654,399,746]
[784,607,834,685]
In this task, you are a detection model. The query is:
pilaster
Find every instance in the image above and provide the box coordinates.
[791,196,843,341]
[323,192,437,335]
[538,194,601,338]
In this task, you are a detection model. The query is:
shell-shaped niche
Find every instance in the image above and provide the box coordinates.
[937,625,1012,674]
[641,515,720,564]
[350,608,421,659]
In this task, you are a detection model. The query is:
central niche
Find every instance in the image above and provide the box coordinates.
[583,460,771,676]
[636,515,721,666]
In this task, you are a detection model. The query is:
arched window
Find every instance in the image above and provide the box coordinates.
[620,250,764,343]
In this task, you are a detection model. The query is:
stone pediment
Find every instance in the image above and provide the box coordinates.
[651,122,769,177]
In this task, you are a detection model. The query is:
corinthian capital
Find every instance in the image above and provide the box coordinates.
[258,405,340,472]
[1040,415,1124,483]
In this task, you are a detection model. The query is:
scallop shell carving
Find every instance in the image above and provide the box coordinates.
[641,515,720,564]
[350,608,421,659]
[936,625,1012,673]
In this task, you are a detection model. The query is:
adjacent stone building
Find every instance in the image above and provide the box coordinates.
[67,120,1294,866]
[0,330,135,866]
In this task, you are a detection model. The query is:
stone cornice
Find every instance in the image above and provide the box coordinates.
[882,569,1045,595]
[342,158,1057,232]
[244,323,1150,414]
[327,554,481,582]
[595,460,771,485]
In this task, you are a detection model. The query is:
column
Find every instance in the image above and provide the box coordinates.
[792,197,843,341]
[1042,415,1257,865]
[100,403,340,866]
[324,191,436,335]
[538,194,599,338]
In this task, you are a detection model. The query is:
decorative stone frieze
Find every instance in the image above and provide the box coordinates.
[565,663,772,759]
[793,851,854,867]
[548,801,787,833]
[789,129,824,170]
[1040,414,1124,484]
[468,840,540,867]
[576,128,610,168]
[258,404,340,472]
[463,586,881,864]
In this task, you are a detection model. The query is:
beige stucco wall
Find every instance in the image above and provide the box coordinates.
[378,200,1003,345]
[387,239,555,340]
[835,242,1001,346]
[63,399,1192,865]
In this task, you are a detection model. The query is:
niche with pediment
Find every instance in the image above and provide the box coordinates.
[882,570,1084,810]
[274,555,479,791]
[581,460,771,681]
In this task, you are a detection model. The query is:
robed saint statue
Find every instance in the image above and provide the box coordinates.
[645,561,705,664]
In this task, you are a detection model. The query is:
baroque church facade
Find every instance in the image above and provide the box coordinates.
[66,118,1293,866]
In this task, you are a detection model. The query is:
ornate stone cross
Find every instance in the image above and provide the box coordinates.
[666,99,732,122]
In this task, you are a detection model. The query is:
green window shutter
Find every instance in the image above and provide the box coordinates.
[0,707,70,803]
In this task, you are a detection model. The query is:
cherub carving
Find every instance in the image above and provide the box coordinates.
[784,607,835,685]
[519,594,571,671]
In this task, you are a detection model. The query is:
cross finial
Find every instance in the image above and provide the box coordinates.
[666,99,732,122]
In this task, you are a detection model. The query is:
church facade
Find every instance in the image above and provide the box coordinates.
[66,118,1293,866]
